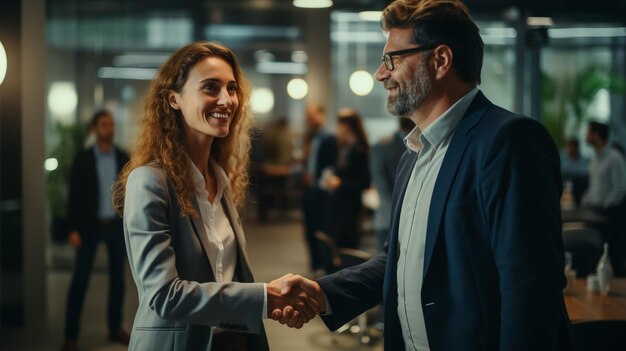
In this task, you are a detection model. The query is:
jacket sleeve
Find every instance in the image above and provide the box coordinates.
[67,152,83,232]
[124,166,265,332]
[317,251,386,331]
[480,117,567,350]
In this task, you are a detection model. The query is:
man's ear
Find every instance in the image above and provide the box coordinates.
[432,44,453,80]
[168,92,180,110]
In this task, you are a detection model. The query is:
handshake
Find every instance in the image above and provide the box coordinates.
[266,274,326,329]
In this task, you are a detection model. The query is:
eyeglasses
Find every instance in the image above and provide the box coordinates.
[381,45,438,71]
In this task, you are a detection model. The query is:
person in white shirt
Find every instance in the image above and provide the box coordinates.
[112,41,320,351]
[582,121,626,276]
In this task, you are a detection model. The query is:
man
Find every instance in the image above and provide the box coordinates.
[370,117,415,250]
[582,121,626,275]
[62,110,130,351]
[275,1,571,349]
[301,104,337,275]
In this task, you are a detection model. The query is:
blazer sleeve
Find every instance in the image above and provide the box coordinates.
[67,151,84,232]
[124,166,266,332]
[480,117,566,350]
[317,251,386,331]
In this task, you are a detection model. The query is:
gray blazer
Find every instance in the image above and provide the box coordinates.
[123,164,269,351]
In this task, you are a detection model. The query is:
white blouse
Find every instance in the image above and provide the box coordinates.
[189,160,237,283]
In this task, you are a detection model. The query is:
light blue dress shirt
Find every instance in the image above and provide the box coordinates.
[397,87,478,350]
[582,145,626,208]
[93,146,117,220]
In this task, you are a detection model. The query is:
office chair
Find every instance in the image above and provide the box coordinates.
[562,227,603,277]
[314,231,374,344]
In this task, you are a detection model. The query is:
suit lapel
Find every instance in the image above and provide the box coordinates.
[422,92,491,276]
[188,198,215,277]
[384,151,417,293]
[221,192,255,283]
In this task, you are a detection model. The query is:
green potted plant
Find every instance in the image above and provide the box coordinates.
[47,121,88,243]
[542,65,626,147]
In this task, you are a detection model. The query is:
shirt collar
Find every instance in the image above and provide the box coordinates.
[93,145,114,157]
[189,158,230,200]
[404,86,479,153]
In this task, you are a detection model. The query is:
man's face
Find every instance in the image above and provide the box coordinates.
[93,114,115,144]
[374,27,433,118]
[306,106,325,131]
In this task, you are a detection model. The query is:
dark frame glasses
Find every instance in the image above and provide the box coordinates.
[381,45,438,71]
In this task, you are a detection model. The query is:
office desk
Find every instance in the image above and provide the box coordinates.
[564,278,626,321]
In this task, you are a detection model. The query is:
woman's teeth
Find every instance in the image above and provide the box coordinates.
[209,112,228,119]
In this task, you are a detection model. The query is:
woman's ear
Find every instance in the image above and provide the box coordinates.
[168,92,180,110]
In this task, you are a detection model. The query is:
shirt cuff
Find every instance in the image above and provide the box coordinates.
[321,291,332,316]
[262,283,268,319]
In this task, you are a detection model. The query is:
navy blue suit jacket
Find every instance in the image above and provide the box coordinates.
[318,92,572,350]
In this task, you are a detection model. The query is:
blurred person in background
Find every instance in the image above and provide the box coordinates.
[112,41,320,350]
[582,121,626,276]
[370,117,415,251]
[302,103,337,276]
[560,138,589,206]
[320,108,371,249]
[62,109,130,351]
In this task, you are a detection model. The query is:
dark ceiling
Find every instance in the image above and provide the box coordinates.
[46,0,626,23]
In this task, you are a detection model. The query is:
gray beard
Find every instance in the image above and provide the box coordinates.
[387,63,432,118]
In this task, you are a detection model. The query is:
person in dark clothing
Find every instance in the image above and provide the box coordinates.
[62,110,130,351]
[320,108,371,249]
[302,104,337,273]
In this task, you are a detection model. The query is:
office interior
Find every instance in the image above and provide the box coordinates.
[1,0,626,350]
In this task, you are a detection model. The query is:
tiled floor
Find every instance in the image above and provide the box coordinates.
[1,208,383,350]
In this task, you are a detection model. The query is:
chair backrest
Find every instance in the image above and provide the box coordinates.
[315,231,372,273]
[562,227,603,277]
[315,231,342,274]
[570,320,626,351]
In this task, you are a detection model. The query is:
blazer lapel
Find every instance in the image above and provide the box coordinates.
[384,151,417,294]
[422,92,491,276]
[188,197,215,275]
[221,192,255,283]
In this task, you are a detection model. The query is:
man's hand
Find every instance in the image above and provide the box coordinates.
[68,230,81,249]
[270,274,326,328]
[267,274,322,328]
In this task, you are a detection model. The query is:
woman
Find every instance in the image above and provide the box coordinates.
[320,108,370,249]
[112,42,317,350]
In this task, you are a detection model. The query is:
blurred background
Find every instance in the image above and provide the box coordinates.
[1,0,626,350]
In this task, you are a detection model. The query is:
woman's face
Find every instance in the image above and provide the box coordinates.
[169,56,239,141]
[336,122,352,144]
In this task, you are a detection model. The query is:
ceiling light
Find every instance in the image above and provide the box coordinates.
[251,88,274,114]
[527,17,553,27]
[287,78,308,100]
[358,11,382,21]
[48,82,78,121]
[293,0,333,9]
[0,41,7,86]
[349,70,374,96]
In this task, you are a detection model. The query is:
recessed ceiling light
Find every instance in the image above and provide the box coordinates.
[293,0,333,9]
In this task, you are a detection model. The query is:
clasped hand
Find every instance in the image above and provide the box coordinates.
[266,273,326,329]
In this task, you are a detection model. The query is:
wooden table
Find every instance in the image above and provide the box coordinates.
[564,278,626,321]
[561,208,607,225]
